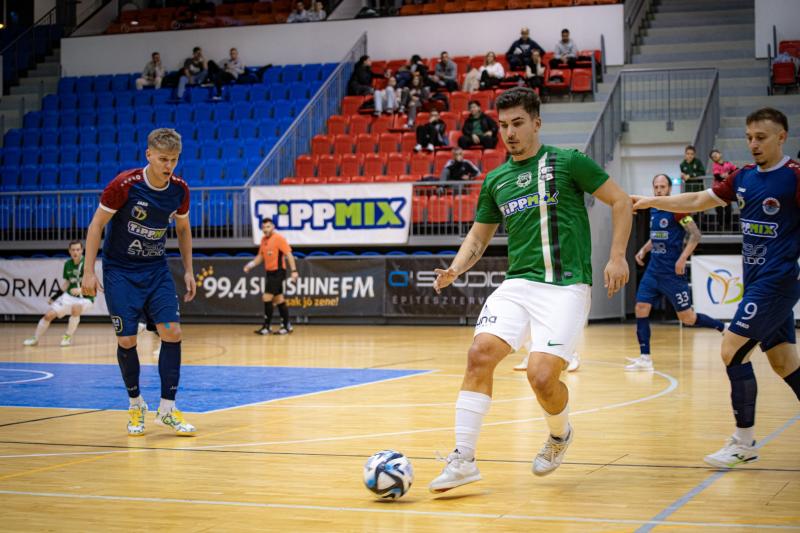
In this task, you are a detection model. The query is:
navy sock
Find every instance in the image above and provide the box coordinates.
[277,302,290,328]
[783,367,800,401]
[726,362,757,428]
[693,313,724,332]
[158,340,181,401]
[263,302,273,327]
[116,345,141,398]
[636,317,651,355]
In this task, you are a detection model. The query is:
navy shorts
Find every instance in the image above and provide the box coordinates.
[636,269,692,312]
[728,283,799,351]
[104,263,180,337]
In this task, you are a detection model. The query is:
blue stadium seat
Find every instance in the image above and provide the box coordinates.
[3,129,22,148]
[182,139,200,159]
[57,201,74,229]
[250,84,268,102]
[439,250,458,255]
[135,108,155,126]
[0,166,20,191]
[175,121,196,140]
[135,125,151,143]
[227,85,249,102]
[288,82,308,100]
[77,93,96,110]
[213,102,233,121]
[60,111,77,128]
[58,128,79,147]
[79,163,99,186]
[116,108,134,125]
[360,251,381,256]
[59,94,78,110]
[153,104,174,123]
[99,163,118,184]
[1,147,21,165]
[60,165,78,188]
[15,197,34,228]
[23,111,42,129]
[118,142,138,162]
[60,145,79,165]
[77,111,96,128]
[133,91,152,107]
[333,251,356,256]
[292,251,306,258]
[22,129,41,147]
[96,92,114,109]
[220,142,240,160]
[200,140,220,159]
[262,67,282,84]
[97,125,116,144]
[94,75,113,93]
[293,99,310,114]
[181,161,204,185]
[111,74,130,92]
[232,103,253,121]
[193,104,213,122]
[242,139,263,159]
[151,89,171,105]
[96,111,115,127]
[301,63,323,82]
[386,251,406,256]
[80,145,99,164]
[308,251,330,257]
[225,159,246,183]
[76,76,94,94]
[282,65,302,83]
[58,77,76,94]
[38,165,59,190]
[174,105,192,122]
[258,119,277,137]
[21,147,39,165]
[252,101,273,119]
[19,165,39,191]
[237,119,258,139]
[216,121,236,140]
[42,111,59,129]
[204,160,224,185]
[307,81,323,96]
[321,63,337,79]
[40,128,58,146]
[41,147,58,165]
[42,94,58,111]
[247,156,263,173]
[272,100,294,119]
[79,127,98,145]
[276,117,294,135]
[117,125,136,144]
[99,145,118,164]
[114,91,134,108]
[196,121,215,141]
[267,86,289,100]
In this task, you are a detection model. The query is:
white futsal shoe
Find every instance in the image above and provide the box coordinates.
[625,356,654,372]
[23,337,38,346]
[532,425,573,476]
[60,334,72,347]
[428,450,482,493]
[514,353,580,372]
[704,436,758,469]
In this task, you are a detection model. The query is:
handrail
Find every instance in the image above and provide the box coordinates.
[623,0,652,64]
[772,24,777,58]
[691,69,720,164]
[0,7,59,54]
[582,72,622,169]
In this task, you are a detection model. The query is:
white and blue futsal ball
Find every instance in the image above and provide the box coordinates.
[363,450,414,499]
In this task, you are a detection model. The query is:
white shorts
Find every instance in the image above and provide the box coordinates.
[473,278,591,362]
[51,294,93,318]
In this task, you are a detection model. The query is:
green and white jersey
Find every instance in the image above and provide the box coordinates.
[63,257,94,302]
[475,144,608,286]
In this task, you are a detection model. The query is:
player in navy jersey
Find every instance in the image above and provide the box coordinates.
[81,128,198,437]
[633,107,799,468]
[628,174,724,372]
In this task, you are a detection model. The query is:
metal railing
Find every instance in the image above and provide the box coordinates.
[623,0,653,64]
[583,72,622,171]
[691,70,720,170]
[0,8,62,94]
[246,33,367,187]
[680,176,739,236]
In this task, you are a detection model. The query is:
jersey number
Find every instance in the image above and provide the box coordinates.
[675,291,690,306]
[741,302,758,321]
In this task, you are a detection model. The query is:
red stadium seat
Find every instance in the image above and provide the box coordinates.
[399,4,422,15]
[771,62,798,93]
[303,177,326,185]
[386,152,408,176]
[487,0,508,9]
[545,69,571,95]
[378,133,401,153]
[482,149,506,172]
[349,114,373,135]
[463,149,482,169]
[317,154,340,177]
[355,133,378,154]
[434,151,452,175]
[342,96,365,115]
[469,55,485,70]
[447,130,462,148]
[363,153,386,175]
[281,177,302,185]
[453,194,478,222]
[295,155,315,177]
[427,195,453,223]
[398,174,422,183]
[452,56,470,76]
[327,175,351,184]
[327,115,349,135]
[371,60,387,74]
[372,115,394,135]
[448,91,470,113]
[440,111,460,132]
[340,153,363,176]
[415,112,430,126]
[386,59,407,72]
[412,195,428,223]
[471,91,492,110]
[410,152,433,175]
[311,134,331,156]
[374,175,399,183]
[333,134,355,154]
[351,175,374,183]
[401,132,417,152]
[571,68,593,98]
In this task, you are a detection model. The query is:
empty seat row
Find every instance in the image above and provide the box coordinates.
[296,149,506,177]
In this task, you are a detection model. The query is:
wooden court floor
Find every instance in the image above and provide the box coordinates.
[0,321,798,532]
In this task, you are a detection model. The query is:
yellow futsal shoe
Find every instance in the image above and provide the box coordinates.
[155,409,197,436]
[127,402,148,436]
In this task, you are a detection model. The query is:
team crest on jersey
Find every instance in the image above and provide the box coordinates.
[659,218,669,228]
[762,197,780,215]
[516,172,532,188]
[131,205,148,221]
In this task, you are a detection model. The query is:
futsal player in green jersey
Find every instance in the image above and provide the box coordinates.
[24,241,95,347]
[429,87,632,492]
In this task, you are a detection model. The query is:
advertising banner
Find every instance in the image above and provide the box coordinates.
[691,255,800,320]
[178,257,385,318]
[249,184,413,246]
[384,256,508,317]
[0,259,109,316]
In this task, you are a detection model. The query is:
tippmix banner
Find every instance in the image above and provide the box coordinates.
[0,259,110,316]
[249,184,413,246]
[691,255,800,320]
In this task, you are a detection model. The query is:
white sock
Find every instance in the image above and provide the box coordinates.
[544,403,570,439]
[129,395,145,407]
[34,318,50,339]
[734,426,755,445]
[66,316,80,336]
[454,390,491,460]
[640,353,652,362]
[159,399,175,414]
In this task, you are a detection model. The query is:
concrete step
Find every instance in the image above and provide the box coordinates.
[720,114,800,128]
[0,109,22,131]
[9,81,57,97]
[721,93,800,108]
[649,9,754,29]
[633,46,753,64]
[637,40,754,56]
[643,25,754,46]
[656,0,753,13]
[0,94,40,112]
[27,62,60,77]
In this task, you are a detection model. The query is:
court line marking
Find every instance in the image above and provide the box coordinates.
[635,412,800,533]
[0,453,111,482]
[0,489,796,530]
[0,369,54,385]
[0,369,678,457]
[0,410,104,429]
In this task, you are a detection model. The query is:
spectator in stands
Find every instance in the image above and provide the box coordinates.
[287,1,310,22]
[551,28,578,69]
[308,1,327,21]
[440,147,480,181]
[177,46,209,100]
[206,47,245,96]
[347,55,380,96]
[431,51,458,92]
[507,27,545,72]
[479,52,505,90]
[462,66,481,93]
[709,148,737,230]
[401,71,431,126]
[458,100,498,149]
[524,50,546,93]
[135,52,165,91]
[374,75,399,116]
[679,144,705,192]
[415,109,447,152]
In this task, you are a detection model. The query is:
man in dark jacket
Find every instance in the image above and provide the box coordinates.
[440,147,480,181]
[458,101,498,149]
[415,109,448,152]
[507,27,545,71]
[347,55,379,96]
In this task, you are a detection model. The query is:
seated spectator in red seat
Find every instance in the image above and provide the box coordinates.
[551,28,578,69]
[507,27,545,72]
[348,55,381,96]
[431,51,458,92]
[136,52,165,90]
[479,52,505,90]
[415,109,447,152]
[463,66,481,93]
[524,50,546,93]
[287,1,310,22]
[375,76,399,115]
[440,147,480,180]
[458,101,498,149]
[308,1,327,21]
[401,71,430,126]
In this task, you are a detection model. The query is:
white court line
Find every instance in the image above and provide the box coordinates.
[0,369,678,457]
[0,489,796,530]
[0,369,54,385]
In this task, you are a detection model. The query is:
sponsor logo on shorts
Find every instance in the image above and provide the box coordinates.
[127,221,167,240]
[761,197,780,216]
[706,269,744,305]
[475,314,497,327]
[741,219,778,239]
[131,205,148,221]
[111,315,123,333]
[547,340,563,346]
[516,171,532,188]
[734,321,750,330]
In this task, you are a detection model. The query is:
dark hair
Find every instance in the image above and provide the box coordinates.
[440,51,448,56]
[709,148,720,158]
[652,174,671,187]
[495,87,541,118]
[684,145,695,152]
[746,107,788,132]
[562,28,569,33]
[410,54,422,64]
[193,47,201,53]
[468,100,481,108]
[152,51,159,57]
[357,55,369,65]
[262,218,274,226]
[68,240,83,248]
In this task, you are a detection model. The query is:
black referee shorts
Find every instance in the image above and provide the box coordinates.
[265,269,286,296]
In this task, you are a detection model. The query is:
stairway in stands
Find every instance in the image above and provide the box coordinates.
[0,49,60,138]
[633,0,799,166]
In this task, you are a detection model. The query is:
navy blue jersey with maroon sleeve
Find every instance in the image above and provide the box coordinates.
[710,157,800,289]
[647,209,691,275]
[99,167,190,268]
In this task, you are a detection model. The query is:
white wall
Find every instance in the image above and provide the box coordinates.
[620,143,687,197]
[755,0,800,58]
[34,0,57,22]
[71,1,119,37]
[61,4,623,76]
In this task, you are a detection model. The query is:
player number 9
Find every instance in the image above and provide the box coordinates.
[742,302,758,321]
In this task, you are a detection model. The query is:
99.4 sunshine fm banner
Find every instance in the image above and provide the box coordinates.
[249,184,413,245]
